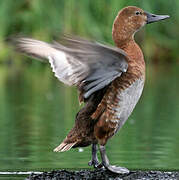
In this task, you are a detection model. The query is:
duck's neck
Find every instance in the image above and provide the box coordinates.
[112,14,145,79]
[114,36,134,51]
[117,38,144,63]
[112,15,134,47]
[113,34,146,77]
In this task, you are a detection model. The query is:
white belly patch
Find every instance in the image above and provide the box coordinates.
[113,78,144,132]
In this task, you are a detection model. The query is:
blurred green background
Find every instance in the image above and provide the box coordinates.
[0,0,179,175]
[0,0,178,64]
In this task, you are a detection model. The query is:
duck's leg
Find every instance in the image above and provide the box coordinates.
[99,145,129,174]
[88,143,100,168]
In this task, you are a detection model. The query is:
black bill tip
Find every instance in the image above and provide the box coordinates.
[145,11,170,24]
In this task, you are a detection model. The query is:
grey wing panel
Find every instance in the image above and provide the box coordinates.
[11,35,128,102]
[83,72,122,99]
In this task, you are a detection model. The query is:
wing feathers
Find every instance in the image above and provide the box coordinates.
[83,73,121,99]
[49,55,73,85]
[10,35,128,102]
[11,38,56,62]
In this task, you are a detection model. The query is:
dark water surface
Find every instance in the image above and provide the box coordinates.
[0,63,179,175]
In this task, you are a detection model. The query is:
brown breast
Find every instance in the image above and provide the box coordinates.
[92,39,145,145]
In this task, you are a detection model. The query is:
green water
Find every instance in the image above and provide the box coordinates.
[0,63,179,174]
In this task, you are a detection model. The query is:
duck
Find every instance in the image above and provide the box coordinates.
[10,6,169,174]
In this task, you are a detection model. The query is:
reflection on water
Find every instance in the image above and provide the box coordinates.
[0,63,179,172]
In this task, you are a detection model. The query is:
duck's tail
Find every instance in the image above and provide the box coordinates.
[53,141,77,152]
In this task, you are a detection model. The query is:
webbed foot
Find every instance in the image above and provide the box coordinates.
[99,145,130,174]
[88,159,100,168]
[88,144,102,168]
[105,165,129,174]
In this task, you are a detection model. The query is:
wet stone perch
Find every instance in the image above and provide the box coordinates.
[27,169,179,180]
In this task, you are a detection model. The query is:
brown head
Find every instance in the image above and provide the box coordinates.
[112,6,170,45]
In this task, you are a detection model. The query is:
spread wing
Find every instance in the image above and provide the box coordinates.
[10,35,128,102]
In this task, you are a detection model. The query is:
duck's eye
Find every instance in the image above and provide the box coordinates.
[135,11,141,15]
